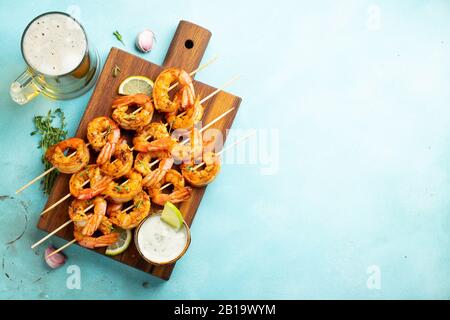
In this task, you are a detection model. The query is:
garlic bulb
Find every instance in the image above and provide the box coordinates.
[136,30,156,53]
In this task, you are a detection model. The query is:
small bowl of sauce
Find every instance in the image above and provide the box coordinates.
[134,212,191,265]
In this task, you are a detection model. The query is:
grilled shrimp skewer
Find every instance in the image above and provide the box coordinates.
[34,180,163,249]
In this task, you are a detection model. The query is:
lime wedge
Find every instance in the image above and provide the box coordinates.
[105,228,132,256]
[161,202,184,230]
[118,76,153,95]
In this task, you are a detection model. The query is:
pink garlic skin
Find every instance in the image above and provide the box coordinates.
[44,245,66,269]
[136,30,156,53]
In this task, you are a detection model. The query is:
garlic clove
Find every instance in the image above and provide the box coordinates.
[44,245,66,269]
[136,29,156,53]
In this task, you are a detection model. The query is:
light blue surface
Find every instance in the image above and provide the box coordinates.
[0,0,449,299]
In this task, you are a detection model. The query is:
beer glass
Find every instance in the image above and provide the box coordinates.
[10,11,100,105]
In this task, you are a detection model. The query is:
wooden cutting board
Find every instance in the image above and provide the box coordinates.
[37,21,242,280]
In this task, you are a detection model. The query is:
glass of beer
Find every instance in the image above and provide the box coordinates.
[10,11,100,105]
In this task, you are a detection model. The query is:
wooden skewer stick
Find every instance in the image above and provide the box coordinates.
[40,192,75,216]
[122,203,135,212]
[48,239,77,257]
[17,57,219,195]
[31,219,72,249]
[159,182,171,191]
[15,167,57,194]
[131,55,219,115]
[201,75,240,104]
[46,131,251,258]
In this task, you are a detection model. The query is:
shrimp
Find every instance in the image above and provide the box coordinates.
[45,138,90,174]
[73,225,119,249]
[153,68,195,112]
[165,95,204,130]
[68,197,107,236]
[132,122,173,153]
[87,117,121,165]
[181,152,221,187]
[148,169,192,206]
[109,191,151,229]
[99,139,133,179]
[112,94,154,130]
[103,169,143,203]
[69,165,112,200]
[135,136,177,154]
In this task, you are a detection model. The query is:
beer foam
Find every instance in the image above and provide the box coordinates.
[22,13,87,76]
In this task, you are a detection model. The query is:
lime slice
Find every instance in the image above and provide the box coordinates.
[105,228,132,256]
[118,76,154,95]
[161,202,184,230]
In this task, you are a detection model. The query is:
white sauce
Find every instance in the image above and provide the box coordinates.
[22,13,87,76]
[137,214,188,264]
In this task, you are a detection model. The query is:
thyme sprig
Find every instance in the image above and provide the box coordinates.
[30,108,68,194]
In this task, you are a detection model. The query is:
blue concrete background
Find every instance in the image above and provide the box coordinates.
[0,0,449,299]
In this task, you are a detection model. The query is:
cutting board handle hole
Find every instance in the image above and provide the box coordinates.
[185,39,194,49]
